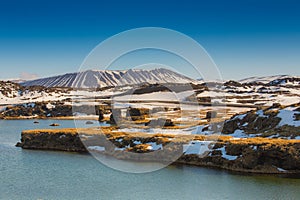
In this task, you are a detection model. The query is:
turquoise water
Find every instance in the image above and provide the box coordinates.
[0,120,300,200]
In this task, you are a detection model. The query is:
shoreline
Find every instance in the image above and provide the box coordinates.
[19,147,300,176]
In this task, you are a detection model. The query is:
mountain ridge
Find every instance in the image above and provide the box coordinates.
[20,68,194,88]
[239,75,300,84]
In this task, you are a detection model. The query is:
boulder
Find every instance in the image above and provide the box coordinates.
[145,118,174,127]
[205,111,217,120]
[98,109,104,122]
[49,123,59,126]
[126,107,149,121]
[108,109,122,125]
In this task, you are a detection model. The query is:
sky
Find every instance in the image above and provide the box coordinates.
[0,0,299,80]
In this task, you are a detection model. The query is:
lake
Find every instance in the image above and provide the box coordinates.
[0,119,300,200]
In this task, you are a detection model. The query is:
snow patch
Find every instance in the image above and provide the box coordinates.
[183,141,212,155]
[216,147,238,160]
[277,109,300,127]
[88,146,105,151]
[257,110,267,117]
[277,167,287,172]
[146,142,163,150]
[232,113,247,120]
[228,129,248,138]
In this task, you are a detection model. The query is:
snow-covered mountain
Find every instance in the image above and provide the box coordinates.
[239,75,300,85]
[21,68,194,88]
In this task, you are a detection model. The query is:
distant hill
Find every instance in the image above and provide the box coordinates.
[239,75,300,86]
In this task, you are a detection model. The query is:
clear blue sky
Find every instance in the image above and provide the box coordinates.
[0,0,299,80]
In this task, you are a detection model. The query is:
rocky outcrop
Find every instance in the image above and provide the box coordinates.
[205,111,217,120]
[145,118,174,127]
[0,102,73,118]
[0,102,109,119]
[222,104,300,138]
[222,110,281,134]
[108,109,122,125]
[49,123,60,126]
[126,107,149,121]
[16,129,87,152]
[178,138,300,173]
[98,110,104,122]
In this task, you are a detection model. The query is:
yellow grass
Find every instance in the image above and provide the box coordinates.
[21,127,300,146]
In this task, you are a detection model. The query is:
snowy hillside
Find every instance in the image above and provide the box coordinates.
[239,75,300,85]
[194,78,300,106]
[222,104,300,139]
[0,81,23,98]
[21,68,194,88]
[0,81,74,105]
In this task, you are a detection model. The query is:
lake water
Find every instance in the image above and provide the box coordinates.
[0,119,300,200]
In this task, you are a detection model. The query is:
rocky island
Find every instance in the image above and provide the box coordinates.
[16,126,300,174]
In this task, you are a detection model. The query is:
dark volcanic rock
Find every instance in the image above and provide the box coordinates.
[108,109,122,125]
[49,123,60,126]
[0,102,73,118]
[205,111,217,120]
[98,109,104,122]
[126,107,149,121]
[16,130,87,152]
[222,109,281,135]
[0,101,112,119]
[145,118,174,127]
